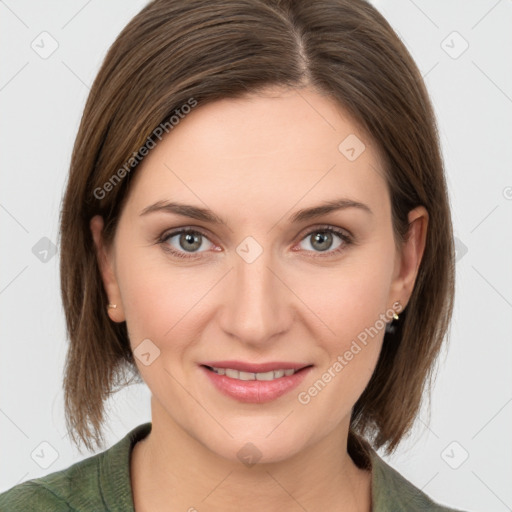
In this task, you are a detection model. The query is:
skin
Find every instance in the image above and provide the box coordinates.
[90,85,427,511]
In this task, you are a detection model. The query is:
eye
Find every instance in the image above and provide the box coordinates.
[158,225,353,260]
[159,228,216,259]
[296,226,353,257]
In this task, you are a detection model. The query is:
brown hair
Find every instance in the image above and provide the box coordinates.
[59,0,455,457]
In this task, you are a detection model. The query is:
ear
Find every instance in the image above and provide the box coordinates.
[388,205,428,312]
[90,215,125,323]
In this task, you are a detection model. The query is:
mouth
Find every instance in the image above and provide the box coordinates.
[199,361,313,403]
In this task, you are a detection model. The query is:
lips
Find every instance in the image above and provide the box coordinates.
[199,360,313,403]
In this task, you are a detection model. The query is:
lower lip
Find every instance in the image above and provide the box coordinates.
[200,365,312,403]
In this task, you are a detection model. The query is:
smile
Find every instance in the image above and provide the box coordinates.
[200,362,313,403]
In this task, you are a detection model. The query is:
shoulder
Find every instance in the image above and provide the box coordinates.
[369,448,468,512]
[0,478,72,512]
[0,422,152,512]
[0,445,107,512]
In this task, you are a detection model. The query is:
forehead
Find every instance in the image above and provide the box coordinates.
[123,87,389,223]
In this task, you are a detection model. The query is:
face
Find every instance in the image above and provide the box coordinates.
[91,86,427,464]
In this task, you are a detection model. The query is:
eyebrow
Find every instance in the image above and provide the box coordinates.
[139,198,373,225]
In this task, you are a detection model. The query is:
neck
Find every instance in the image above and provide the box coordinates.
[131,398,372,511]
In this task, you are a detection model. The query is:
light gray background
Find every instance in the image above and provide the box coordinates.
[1,1,511,510]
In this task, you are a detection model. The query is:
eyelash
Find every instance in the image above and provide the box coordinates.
[157,225,354,260]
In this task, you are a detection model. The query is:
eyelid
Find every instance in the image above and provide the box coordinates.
[158,224,216,241]
[295,223,353,242]
[158,224,353,243]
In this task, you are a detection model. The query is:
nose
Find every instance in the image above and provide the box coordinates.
[218,244,293,348]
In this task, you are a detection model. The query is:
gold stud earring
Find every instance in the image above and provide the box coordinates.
[393,300,402,320]
[108,304,117,310]
[386,301,401,335]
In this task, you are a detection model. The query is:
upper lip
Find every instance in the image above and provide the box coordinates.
[201,360,312,373]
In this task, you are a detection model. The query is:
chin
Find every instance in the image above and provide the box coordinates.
[198,422,314,466]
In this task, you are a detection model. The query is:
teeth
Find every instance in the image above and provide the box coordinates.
[256,371,275,381]
[209,367,298,380]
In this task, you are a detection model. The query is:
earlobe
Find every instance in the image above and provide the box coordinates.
[390,206,429,309]
[89,215,125,322]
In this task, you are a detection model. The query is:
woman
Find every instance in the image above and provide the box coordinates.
[0,0,465,510]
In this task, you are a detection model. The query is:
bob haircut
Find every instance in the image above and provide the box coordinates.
[59,0,455,458]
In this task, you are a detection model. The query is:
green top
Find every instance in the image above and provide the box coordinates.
[0,422,466,511]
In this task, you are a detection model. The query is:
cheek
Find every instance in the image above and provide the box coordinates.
[116,248,213,358]
[114,244,175,343]
[294,260,392,424]
[302,256,394,346]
